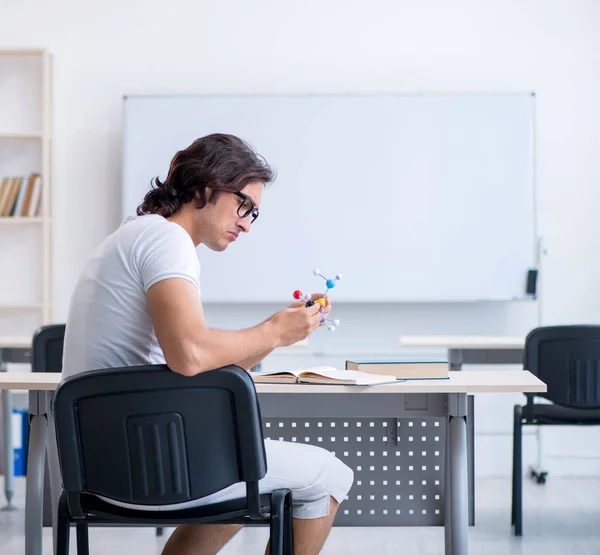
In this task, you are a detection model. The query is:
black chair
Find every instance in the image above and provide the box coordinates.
[512,325,600,536]
[32,324,65,373]
[31,324,68,530]
[31,324,166,537]
[53,363,294,555]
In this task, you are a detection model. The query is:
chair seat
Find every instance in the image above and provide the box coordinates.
[78,492,273,525]
[524,402,600,425]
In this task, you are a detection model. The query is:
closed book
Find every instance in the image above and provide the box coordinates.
[345,359,449,379]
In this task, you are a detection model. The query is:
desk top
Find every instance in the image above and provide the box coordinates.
[0,336,32,349]
[0,370,546,394]
[400,335,525,350]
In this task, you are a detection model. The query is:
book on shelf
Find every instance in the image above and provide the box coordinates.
[0,173,42,217]
[250,366,399,385]
[345,359,449,379]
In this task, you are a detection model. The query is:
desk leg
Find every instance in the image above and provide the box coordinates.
[448,351,475,527]
[445,428,452,551]
[1,387,16,511]
[467,395,474,527]
[1,355,16,511]
[46,397,61,555]
[26,391,50,555]
[445,394,469,555]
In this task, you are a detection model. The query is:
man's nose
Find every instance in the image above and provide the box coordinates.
[237,218,251,233]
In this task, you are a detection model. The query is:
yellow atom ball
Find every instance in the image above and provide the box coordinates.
[317,298,327,306]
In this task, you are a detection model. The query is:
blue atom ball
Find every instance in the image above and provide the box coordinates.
[326,279,336,289]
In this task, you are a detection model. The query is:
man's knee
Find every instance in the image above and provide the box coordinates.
[263,440,354,518]
[327,453,354,504]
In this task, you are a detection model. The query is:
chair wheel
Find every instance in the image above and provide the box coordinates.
[530,469,547,484]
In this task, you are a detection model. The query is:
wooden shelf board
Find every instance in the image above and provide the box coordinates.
[0,49,47,57]
[0,132,44,140]
[0,217,47,224]
[0,304,45,310]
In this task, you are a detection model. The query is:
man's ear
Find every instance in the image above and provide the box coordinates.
[205,187,220,205]
[195,187,212,207]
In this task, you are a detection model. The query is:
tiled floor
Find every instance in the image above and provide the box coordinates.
[0,476,599,554]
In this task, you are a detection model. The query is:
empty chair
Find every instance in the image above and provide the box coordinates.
[512,325,600,536]
[32,324,65,372]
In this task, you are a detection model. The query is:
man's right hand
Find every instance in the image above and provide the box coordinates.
[268,301,324,347]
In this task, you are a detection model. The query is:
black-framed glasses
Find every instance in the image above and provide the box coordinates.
[234,192,259,223]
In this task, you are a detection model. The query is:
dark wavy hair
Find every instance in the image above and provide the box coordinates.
[136,133,275,217]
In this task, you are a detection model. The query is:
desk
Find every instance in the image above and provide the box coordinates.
[0,336,32,511]
[400,335,530,526]
[0,370,546,555]
[399,335,525,371]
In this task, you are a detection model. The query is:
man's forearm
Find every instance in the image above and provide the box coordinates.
[224,313,277,371]
[181,321,280,375]
[234,348,275,371]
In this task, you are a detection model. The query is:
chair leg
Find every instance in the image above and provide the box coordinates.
[512,405,523,536]
[56,494,70,555]
[269,489,288,555]
[283,491,294,555]
[511,412,516,526]
[76,522,90,555]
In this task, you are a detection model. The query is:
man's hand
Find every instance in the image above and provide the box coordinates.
[303,292,332,323]
[234,293,331,369]
[286,292,332,326]
[268,296,326,347]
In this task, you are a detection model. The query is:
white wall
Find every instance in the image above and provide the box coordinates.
[2,0,600,477]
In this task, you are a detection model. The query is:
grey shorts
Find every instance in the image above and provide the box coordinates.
[98,439,354,519]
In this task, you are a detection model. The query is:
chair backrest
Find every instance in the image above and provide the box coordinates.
[524,325,600,408]
[53,364,267,511]
[32,324,66,372]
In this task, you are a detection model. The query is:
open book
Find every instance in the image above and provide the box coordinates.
[250,366,398,385]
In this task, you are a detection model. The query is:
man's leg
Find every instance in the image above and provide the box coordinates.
[161,524,242,555]
[265,496,340,555]
[158,440,352,555]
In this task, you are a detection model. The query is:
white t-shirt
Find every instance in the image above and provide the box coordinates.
[61,214,201,380]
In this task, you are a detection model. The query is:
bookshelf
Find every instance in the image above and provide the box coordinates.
[0,48,53,340]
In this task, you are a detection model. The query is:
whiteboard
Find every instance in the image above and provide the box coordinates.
[121,93,537,303]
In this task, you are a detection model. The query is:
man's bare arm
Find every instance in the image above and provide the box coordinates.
[232,312,281,370]
[235,349,274,371]
[147,278,322,376]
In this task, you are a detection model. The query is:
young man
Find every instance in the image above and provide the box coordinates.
[62,133,354,555]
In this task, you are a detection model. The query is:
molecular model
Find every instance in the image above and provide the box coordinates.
[293,269,342,331]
